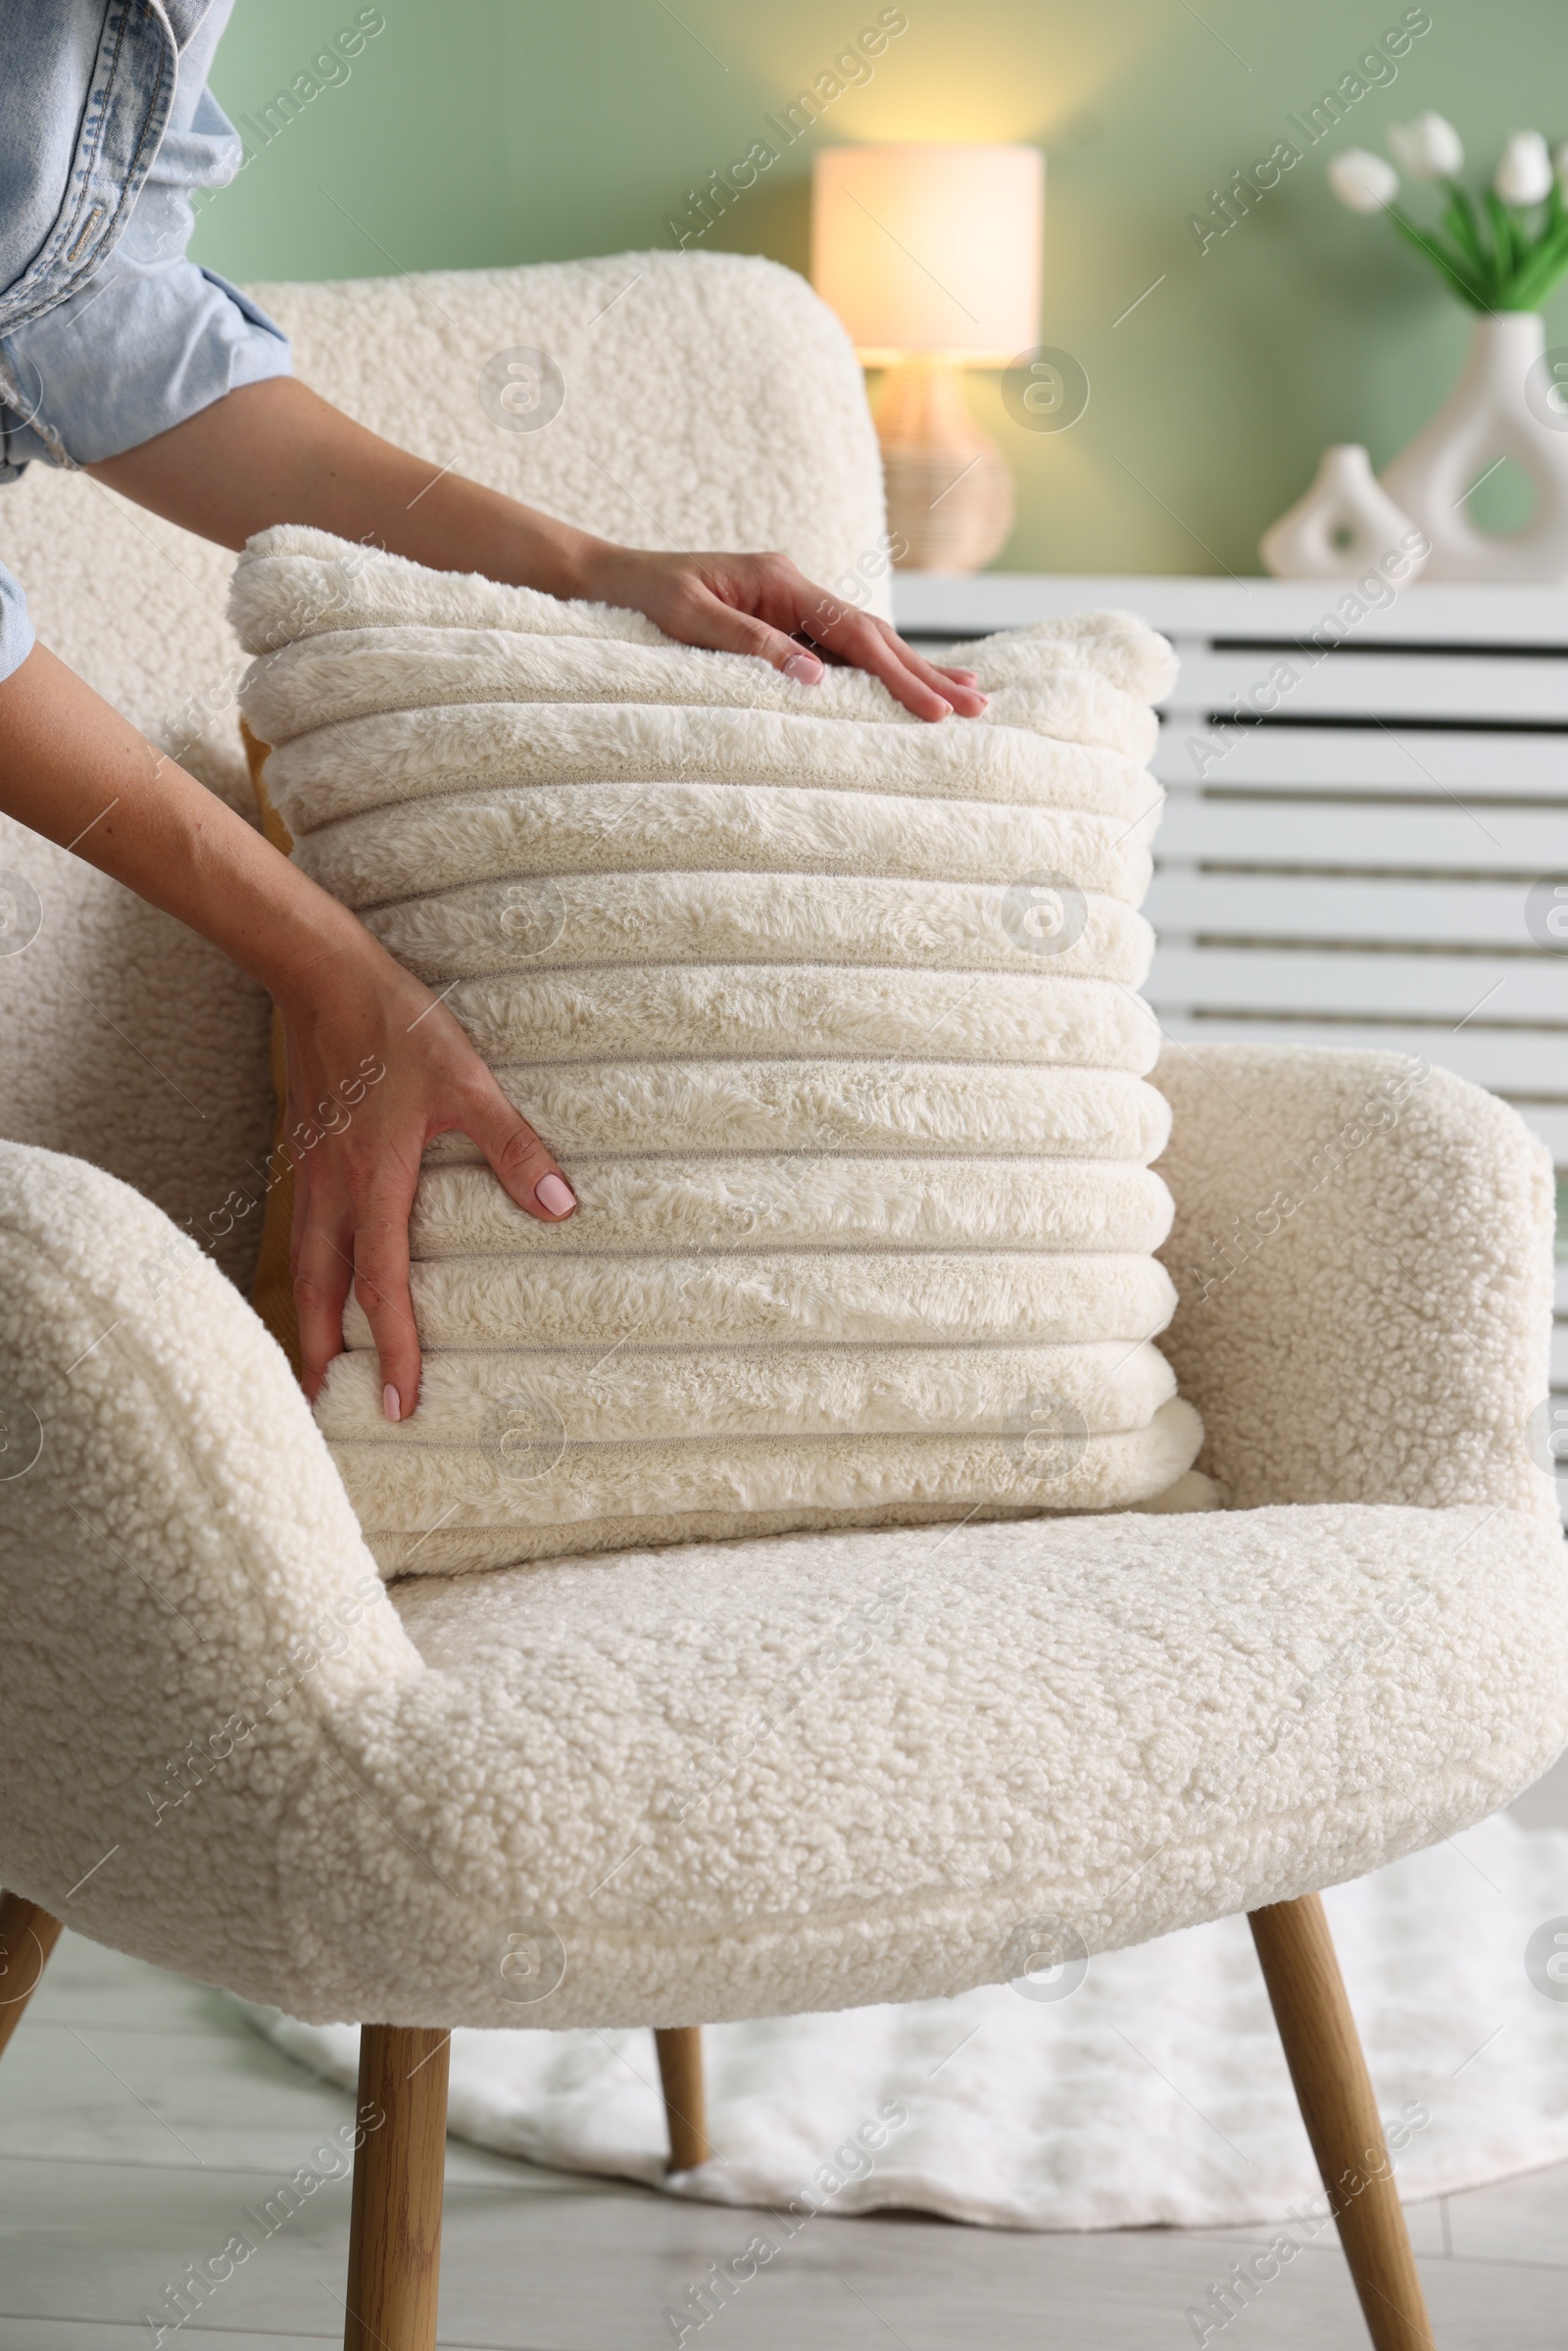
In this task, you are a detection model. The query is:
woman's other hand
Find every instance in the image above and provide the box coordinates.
[278,934,575,1421]
[575,544,987,724]
[93,382,986,724]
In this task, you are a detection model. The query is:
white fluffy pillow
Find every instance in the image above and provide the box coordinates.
[233,527,1201,1573]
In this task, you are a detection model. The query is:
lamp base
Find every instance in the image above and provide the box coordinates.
[873,358,1014,572]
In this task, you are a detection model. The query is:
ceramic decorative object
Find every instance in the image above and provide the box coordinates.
[1380,313,1568,580]
[1260,444,1426,579]
[1324,115,1568,579]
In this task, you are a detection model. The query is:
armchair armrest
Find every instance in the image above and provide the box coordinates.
[1154,1043,1558,1520]
[0,1139,416,1976]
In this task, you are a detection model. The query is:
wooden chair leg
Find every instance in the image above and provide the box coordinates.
[1250,1893,1434,2351]
[344,2025,450,2351]
[0,1890,64,2062]
[655,2025,711,2170]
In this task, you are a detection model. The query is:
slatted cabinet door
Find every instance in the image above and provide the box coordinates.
[896,574,1568,1519]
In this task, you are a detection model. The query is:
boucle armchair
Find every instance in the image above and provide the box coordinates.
[1,252,1565,2351]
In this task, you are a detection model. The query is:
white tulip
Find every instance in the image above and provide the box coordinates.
[1494,129,1553,206]
[1387,113,1464,179]
[1328,149,1400,214]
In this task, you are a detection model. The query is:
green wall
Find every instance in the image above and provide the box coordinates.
[191,0,1568,574]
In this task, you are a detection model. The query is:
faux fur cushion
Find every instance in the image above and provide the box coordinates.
[232,526,1202,1572]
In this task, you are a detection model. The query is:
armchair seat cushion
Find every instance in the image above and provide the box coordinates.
[326,1500,1568,2029]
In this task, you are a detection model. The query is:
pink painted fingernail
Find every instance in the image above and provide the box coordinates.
[383,1383,402,1424]
[535,1171,576,1216]
[782,651,823,684]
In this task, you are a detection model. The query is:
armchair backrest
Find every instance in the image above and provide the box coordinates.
[0,252,886,1282]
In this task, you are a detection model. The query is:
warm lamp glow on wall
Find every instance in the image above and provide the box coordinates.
[812,143,1043,571]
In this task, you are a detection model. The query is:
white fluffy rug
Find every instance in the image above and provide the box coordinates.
[240,1810,1568,2229]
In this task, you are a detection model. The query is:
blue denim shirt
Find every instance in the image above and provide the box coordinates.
[0,0,294,682]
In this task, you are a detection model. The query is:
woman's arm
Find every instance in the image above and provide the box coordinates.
[0,644,575,1423]
[90,377,986,722]
[5,374,984,1423]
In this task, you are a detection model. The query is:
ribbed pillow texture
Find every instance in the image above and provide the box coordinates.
[232,526,1201,1572]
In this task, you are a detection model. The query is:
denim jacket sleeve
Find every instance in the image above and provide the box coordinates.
[0,0,294,684]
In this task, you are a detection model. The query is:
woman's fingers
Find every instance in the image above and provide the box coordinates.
[350,1170,423,1422]
[459,1072,577,1223]
[282,995,575,1426]
[861,618,991,715]
[681,586,973,723]
[315,1098,573,1427]
[777,577,988,720]
[345,1082,572,1423]
[294,1159,423,1418]
[291,1169,357,1406]
[673,591,826,682]
[811,604,989,722]
[588,548,991,723]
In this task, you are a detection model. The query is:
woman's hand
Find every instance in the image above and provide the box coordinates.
[573,543,987,724]
[94,383,987,722]
[0,646,577,1426]
[278,932,575,1421]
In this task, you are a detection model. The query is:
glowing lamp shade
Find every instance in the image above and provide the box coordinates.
[811,144,1045,570]
[811,143,1043,367]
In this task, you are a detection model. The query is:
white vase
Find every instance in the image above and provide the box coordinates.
[1259,444,1424,579]
[1379,311,1568,581]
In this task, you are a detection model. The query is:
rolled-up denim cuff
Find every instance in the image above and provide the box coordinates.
[0,258,291,468]
[0,558,35,683]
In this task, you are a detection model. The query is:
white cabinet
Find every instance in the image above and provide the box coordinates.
[897,573,1568,1510]
[896,573,1568,1175]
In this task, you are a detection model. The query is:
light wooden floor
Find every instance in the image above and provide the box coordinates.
[6,1762,1568,2351]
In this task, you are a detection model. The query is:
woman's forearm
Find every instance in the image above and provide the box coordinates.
[0,639,577,1419]
[88,375,989,723]
[0,640,377,1005]
[18,368,984,1417]
[89,376,604,597]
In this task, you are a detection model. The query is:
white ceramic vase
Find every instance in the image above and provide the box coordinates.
[1379,311,1568,581]
[1259,444,1424,579]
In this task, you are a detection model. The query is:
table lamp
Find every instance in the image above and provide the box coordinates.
[811,142,1043,571]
